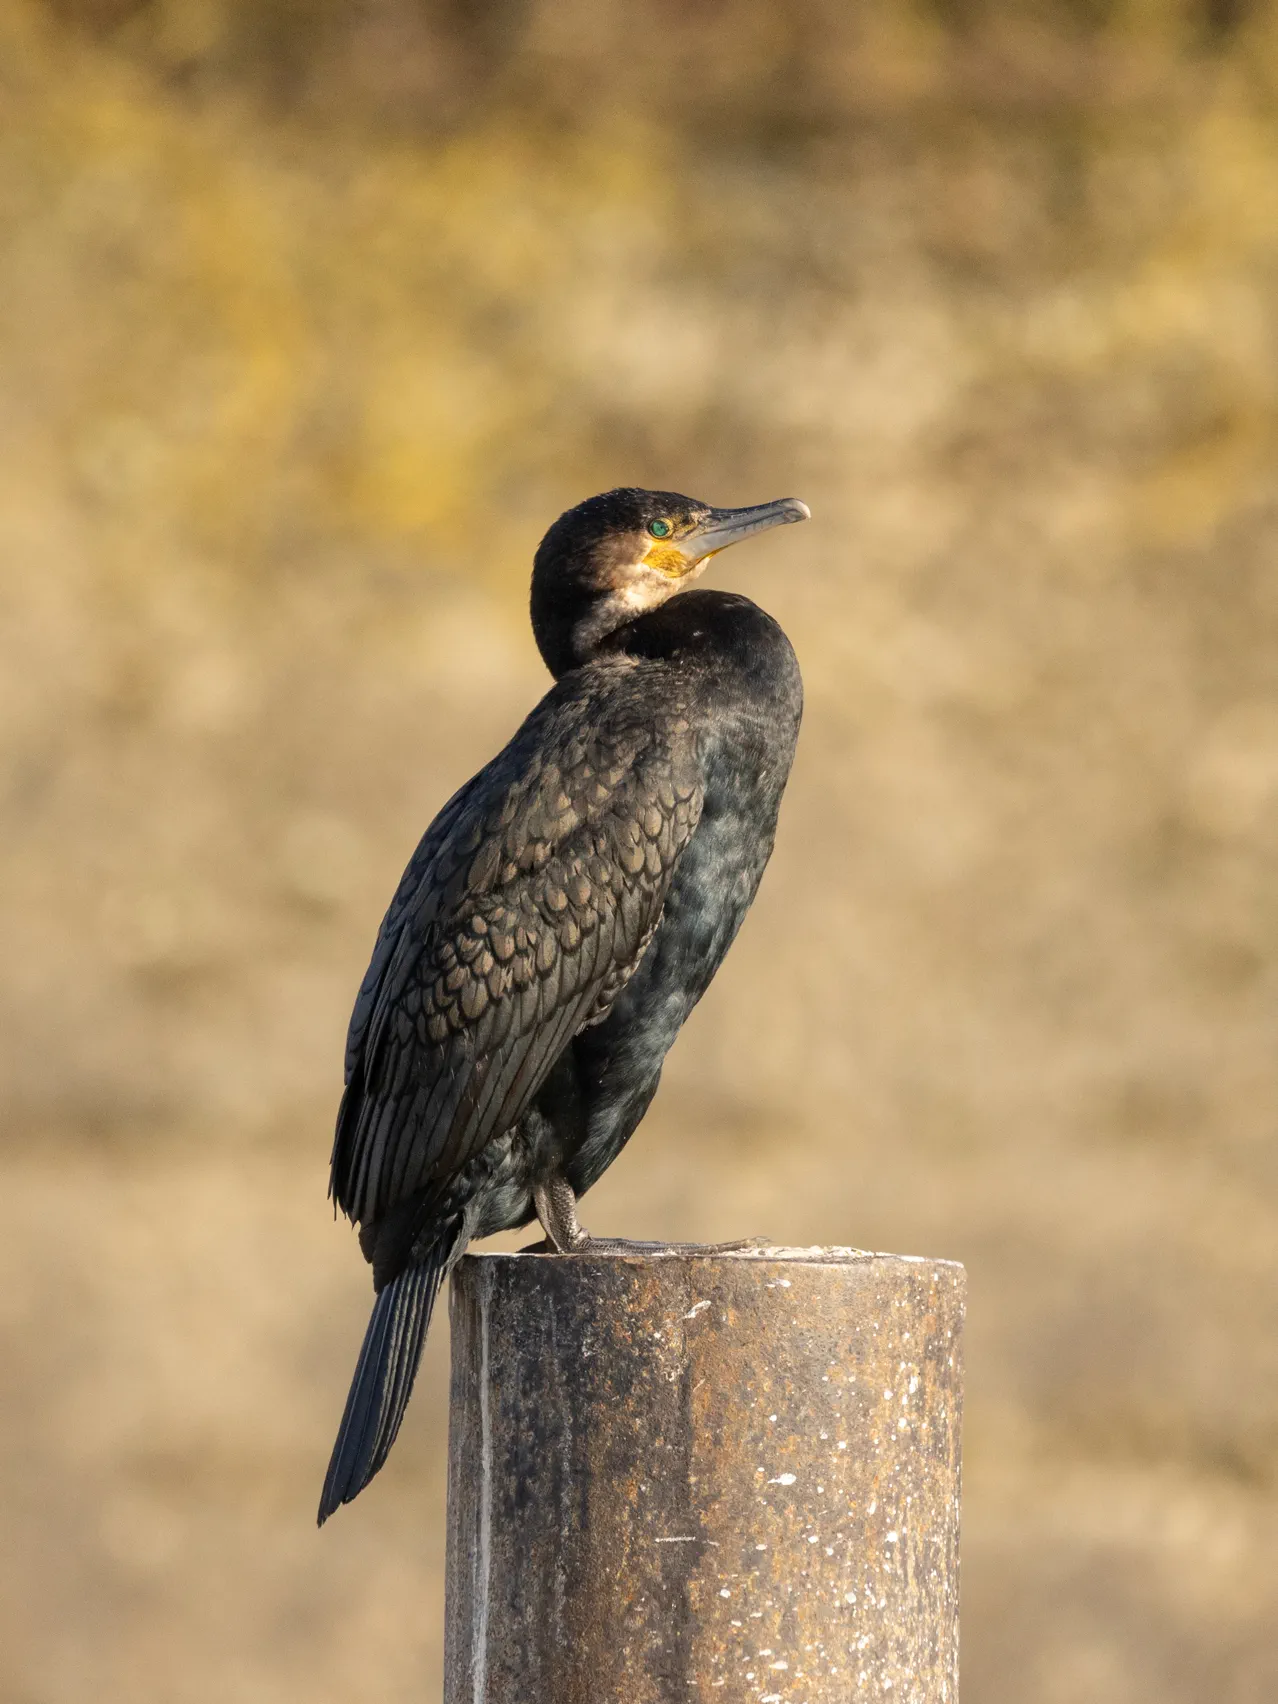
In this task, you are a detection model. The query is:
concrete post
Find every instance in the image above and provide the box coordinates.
[444,1247,965,1704]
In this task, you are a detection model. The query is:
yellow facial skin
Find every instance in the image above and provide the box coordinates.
[642,540,697,579]
[640,509,718,578]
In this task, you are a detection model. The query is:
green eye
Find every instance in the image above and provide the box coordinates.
[649,519,672,538]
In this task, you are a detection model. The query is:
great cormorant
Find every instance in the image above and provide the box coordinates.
[319,486,808,1523]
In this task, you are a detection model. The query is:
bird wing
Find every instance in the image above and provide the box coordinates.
[330,674,703,1228]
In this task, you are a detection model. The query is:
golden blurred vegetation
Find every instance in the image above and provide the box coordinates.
[2,1,1277,1699]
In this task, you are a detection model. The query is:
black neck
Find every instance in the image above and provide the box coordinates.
[530,554,632,679]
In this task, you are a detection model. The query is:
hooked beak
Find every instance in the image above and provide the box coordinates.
[680,497,810,565]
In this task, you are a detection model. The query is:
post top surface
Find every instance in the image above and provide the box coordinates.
[463,1243,965,1274]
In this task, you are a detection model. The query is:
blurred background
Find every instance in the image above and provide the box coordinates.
[2,1,1277,1699]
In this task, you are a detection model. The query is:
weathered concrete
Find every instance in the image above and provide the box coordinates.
[444,1247,965,1704]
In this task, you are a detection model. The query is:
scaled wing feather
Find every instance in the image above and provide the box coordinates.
[330,674,703,1228]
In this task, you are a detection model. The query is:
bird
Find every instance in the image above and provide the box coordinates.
[318,485,808,1523]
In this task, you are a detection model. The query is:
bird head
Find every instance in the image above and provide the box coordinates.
[531,487,809,677]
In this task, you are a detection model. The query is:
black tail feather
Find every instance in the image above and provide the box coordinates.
[317,1232,459,1525]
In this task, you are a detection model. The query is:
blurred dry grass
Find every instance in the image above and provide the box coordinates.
[2,1,1277,1699]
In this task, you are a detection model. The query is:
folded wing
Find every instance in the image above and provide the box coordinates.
[330,680,703,1231]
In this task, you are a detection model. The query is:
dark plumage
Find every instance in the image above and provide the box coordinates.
[319,486,808,1523]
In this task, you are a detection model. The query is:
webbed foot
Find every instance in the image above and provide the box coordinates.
[519,1230,772,1256]
[581,1235,772,1254]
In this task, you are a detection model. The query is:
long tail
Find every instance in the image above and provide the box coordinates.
[318,1230,459,1525]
